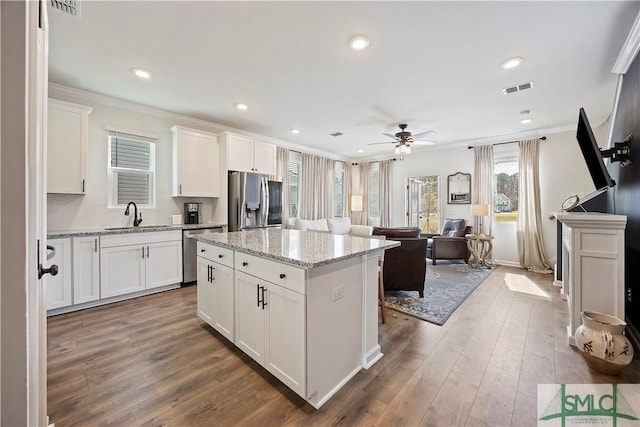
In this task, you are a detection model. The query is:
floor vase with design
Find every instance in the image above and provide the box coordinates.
[575,311,634,375]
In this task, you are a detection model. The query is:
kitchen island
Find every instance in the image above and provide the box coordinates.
[193,228,399,409]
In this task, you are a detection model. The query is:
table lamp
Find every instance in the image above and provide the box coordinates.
[471,204,489,236]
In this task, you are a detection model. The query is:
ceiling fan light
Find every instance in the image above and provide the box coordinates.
[395,145,401,155]
[405,145,411,154]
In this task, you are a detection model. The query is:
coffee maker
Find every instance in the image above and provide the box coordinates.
[184,202,203,224]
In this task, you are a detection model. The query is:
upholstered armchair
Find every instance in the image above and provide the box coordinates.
[423,219,472,265]
[372,227,427,297]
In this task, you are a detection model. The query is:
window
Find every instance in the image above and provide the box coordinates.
[368,162,380,221]
[288,151,302,221]
[334,162,346,217]
[494,152,519,221]
[108,134,155,208]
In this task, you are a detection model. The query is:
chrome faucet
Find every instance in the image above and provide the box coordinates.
[124,202,143,227]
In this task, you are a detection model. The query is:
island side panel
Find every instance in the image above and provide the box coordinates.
[362,253,383,368]
[306,256,364,408]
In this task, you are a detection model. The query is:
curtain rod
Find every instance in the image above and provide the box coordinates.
[467,136,546,150]
[351,158,402,166]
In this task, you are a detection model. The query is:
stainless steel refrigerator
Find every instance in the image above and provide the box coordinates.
[228,171,282,231]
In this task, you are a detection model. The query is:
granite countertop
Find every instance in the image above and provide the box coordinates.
[48,223,227,238]
[193,228,400,269]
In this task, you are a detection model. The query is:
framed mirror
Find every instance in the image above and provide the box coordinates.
[447,172,471,204]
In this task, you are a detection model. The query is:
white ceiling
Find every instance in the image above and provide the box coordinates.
[47,1,639,160]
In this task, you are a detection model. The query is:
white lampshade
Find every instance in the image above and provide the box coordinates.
[351,195,363,212]
[471,204,489,216]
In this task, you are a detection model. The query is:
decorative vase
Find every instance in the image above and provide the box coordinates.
[575,311,634,375]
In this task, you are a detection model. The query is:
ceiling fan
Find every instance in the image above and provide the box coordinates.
[368,123,436,154]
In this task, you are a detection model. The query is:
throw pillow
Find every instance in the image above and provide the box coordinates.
[327,217,352,235]
[307,219,329,231]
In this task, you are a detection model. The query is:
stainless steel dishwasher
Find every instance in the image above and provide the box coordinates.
[183,227,223,284]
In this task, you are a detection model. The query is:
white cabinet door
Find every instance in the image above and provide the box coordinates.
[146,240,183,289]
[72,236,100,304]
[235,270,265,364]
[212,262,235,341]
[264,282,306,396]
[197,257,214,326]
[253,140,276,175]
[47,99,91,194]
[227,133,254,173]
[100,244,145,298]
[171,126,219,197]
[45,238,72,310]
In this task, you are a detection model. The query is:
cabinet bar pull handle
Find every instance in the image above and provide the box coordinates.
[207,265,210,282]
[179,184,182,195]
[242,262,248,267]
[279,273,286,279]
[142,246,145,259]
[94,238,98,252]
[82,179,85,193]
[211,266,215,281]
[261,286,267,309]
[146,246,150,257]
[256,284,261,307]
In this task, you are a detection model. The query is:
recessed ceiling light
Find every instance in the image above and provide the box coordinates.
[132,68,151,79]
[520,118,534,124]
[501,57,523,69]
[236,103,248,111]
[349,35,370,50]
[357,149,364,153]
[290,129,300,134]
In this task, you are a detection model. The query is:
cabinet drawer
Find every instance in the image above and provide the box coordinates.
[197,242,234,267]
[235,252,305,294]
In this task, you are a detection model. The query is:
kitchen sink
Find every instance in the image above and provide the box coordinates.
[104,225,173,231]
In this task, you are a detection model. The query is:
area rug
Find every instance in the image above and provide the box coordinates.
[384,261,492,325]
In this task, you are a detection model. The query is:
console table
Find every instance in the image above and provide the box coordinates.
[554,212,627,346]
[466,233,494,269]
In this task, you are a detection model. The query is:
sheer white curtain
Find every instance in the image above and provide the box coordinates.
[300,153,335,220]
[517,139,552,273]
[473,145,494,236]
[379,160,393,227]
[276,147,289,228]
[351,163,369,225]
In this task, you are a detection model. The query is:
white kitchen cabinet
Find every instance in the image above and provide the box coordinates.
[197,242,235,341]
[221,131,276,175]
[171,126,219,197]
[234,268,305,396]
[47,99,92,194]
[100,231,182,298]
[45,238,72,310]
[72,236,100,304]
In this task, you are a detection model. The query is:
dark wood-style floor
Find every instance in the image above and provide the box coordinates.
[48,266,640,426]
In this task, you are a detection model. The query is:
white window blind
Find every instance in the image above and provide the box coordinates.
[108,133,155,207]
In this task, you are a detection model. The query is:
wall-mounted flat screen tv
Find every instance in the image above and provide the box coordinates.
[577,107,615,190]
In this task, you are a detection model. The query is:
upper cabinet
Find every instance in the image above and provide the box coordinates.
[171,126,220,197]
[47,99,92,194]
[221,132,276,175]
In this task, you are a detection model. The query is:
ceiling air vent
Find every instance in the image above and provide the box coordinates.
[330,132,343,137]
[49,0,81,17]
[502,81,534,95]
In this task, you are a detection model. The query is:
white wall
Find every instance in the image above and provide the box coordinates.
[390,122,607,266]
[47,94,230,231]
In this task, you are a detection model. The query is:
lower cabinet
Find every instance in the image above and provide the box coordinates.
[235,270,306,396]
[72,236,100,304]
[197,257,234,341]
[100,231,182,299]
[45,238,73,310]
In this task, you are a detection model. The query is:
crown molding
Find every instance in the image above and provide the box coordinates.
[48,83,349,162]
[612,11,640,74]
